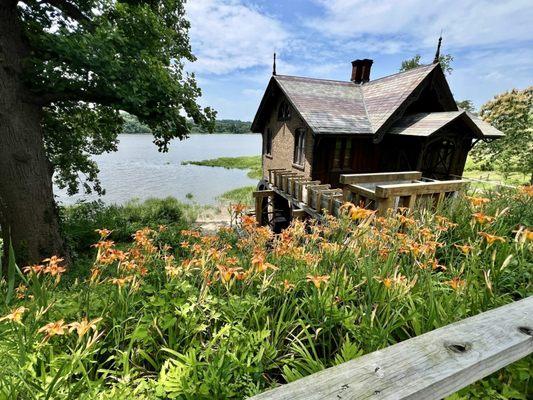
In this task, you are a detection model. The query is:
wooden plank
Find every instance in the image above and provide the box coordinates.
[291,208,307,219]
[249,296,533,400]
[268,168,286,184]
[345,184,378,200]
[253,190,275,198]
[375,180,467,197]
[340,171,422,185]
[377,196,395,216]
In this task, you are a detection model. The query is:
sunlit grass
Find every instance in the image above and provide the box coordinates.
[182,155,262,179]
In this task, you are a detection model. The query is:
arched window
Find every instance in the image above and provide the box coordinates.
[264,128,272,156]
[277,101,291,121]
[293,128,306,166]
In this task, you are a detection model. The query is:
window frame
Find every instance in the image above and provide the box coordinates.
[277,101,291,122]
[264,127,272,157]
[293,128,306,167]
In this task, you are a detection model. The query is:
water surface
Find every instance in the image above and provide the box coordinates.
[54,134,261,206]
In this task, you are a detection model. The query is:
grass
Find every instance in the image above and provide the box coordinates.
[0,187,531,399]
[182,155,262,180]
[218,186,256,205]
[463,157,530,187]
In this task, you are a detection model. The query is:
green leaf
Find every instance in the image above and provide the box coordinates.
[5,238,17,305]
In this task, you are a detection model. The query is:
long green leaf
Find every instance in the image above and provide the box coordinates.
[5,238,17,305]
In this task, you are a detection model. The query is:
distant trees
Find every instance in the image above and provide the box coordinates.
[121,113,252,134]
[471,87,533,183]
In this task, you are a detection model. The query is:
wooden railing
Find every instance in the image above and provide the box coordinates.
[249,296,533,400]
[256,170,468,222]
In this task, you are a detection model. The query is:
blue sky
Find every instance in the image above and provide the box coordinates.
[185,0,532,121]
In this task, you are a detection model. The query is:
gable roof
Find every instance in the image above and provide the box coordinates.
[274,75,372,134]
[251,63,503,139]
[389,111,505,138]
[360,64,438,132]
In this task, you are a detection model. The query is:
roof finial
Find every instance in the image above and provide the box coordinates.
[272,52,277,75]
[433,33,442,64]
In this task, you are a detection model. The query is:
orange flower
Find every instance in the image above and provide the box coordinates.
[180,241,190,249]
[446,277,466,291]
[257,262,278,273]
[216,265,241,282]
[472,212,495,225]
[454,244,473,255]
[382,277,392,288]
[479,232,506,245]
[0,307,27,324]
[466,196,490,207]
[38,319,67,340]
[23,264,45,275]
[68,317,103,338]
[110,276,133,287]
[95,228,112,238]
[518,185,533,196]
[282,279,295,291]
[15,283,27,299]
[306,274,330,289]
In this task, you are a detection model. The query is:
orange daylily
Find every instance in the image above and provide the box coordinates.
[466,196,490,207]
[472,212,495,225]
[68,317,103,338]
[306,274,330,289]
[454,244,473,255]
[95,228,112,238]
[446,277,466,291]
[479,232,506,245]
[38,319,67,340]
[0,307,27,324]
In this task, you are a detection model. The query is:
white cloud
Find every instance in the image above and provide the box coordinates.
[186,0,289,74]
[310,0,533,50]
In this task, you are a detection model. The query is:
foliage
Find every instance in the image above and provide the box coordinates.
[0,188,532,398]
[456,100,476,113]
[121,113,252,135]
[190,119,252,134]
[399,53,454,75]
[219,186,256,206]
[471,87,533,182]
[18,0,216,195]
[182,155,263,179]
[60,198,201,257]
[122,113,152,134]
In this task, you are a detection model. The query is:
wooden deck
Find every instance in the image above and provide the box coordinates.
[249,296,533,400]
[254,169,469,224]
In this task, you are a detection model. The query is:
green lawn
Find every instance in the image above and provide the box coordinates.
[218,185,256,205]
[182,155,262,179]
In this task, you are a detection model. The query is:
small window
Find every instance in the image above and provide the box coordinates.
[277,101,291,121]
[293,128,306,166]
[332,138,352,169]
[264,128,272,156]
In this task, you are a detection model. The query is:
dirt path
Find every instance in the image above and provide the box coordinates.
[193,204,233,234]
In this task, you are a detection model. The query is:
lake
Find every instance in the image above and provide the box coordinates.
[54,134,261,206]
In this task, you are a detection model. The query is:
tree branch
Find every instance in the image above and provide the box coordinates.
[39,0,92,26]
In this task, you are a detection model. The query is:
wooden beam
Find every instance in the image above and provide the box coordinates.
[340,171,422,185]
[375,180,467,197]
[249,296,533,400]
[253,190,275,198]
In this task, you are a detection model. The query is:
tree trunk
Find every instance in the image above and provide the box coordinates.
[0,0,68,273]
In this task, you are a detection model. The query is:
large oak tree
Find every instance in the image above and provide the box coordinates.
[0,0,215,271]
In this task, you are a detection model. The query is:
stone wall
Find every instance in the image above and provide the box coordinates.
[261,96,314,182]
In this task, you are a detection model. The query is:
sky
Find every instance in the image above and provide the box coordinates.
[184,0,533,121]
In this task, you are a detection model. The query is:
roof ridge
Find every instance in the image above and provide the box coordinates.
[363,63,437,85]
[358,85,373,133]
[275,74,354,85]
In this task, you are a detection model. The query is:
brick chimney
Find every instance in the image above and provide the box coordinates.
[350,59,373,83]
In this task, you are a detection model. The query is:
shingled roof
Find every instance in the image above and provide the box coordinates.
[389,111,505,138]
[252,63,503,139]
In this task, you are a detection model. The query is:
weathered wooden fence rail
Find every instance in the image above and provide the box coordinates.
[249,296,533,400]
